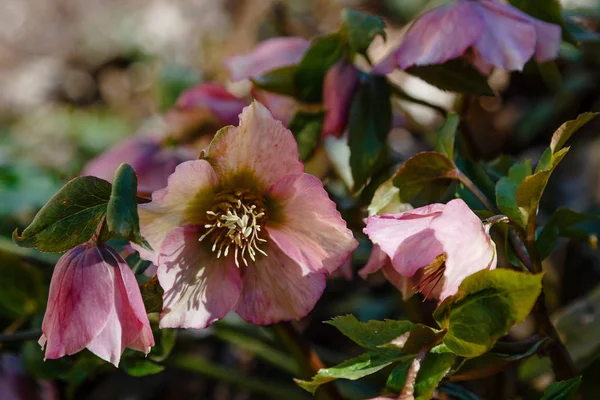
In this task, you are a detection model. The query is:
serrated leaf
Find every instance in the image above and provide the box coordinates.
[12,176,112,252]
[348,74,392,190]
[107,164,151,250]
[434,113,460,161]
[407,59,493,96]
[496,160,532,229]
[341,8,386,55]
[392,152,458,206]
[294,33,346,103]
[433,269,543,358]
[541,377,582,400]
[295,350,408,394]
[326,315,418,350]
[251,65,298,97]
[140,276,164,314]
[288,110,324,161]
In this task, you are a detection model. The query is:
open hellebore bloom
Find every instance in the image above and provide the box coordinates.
[322,61,360,138]
[363,199,496,302]
[373,0,561,75]
[81,137,193,195]
[138,101,357,328]
[39,242,154,367]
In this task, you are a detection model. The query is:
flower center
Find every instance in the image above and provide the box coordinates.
[413,253,447,300]
[199,189,267,268]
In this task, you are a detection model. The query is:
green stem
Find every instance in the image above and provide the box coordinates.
[170,354,308,400]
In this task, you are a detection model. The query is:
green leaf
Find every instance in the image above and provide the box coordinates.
[107,164,151,250]
[294,33,346,103]
[550,112,598,154]
[392,152,458,206]
[251,65,298,97]
[327,315,418,350]
[288,110,324,161]
[407,59,493,96]
[386,353,455,400]
[348,74,392,190]
[536,208,598,260]
[495,160,531,229]
[12,176,112,252]
[434,269,543,357]
[434,113,460,161]
[368,177,412,216]
[295,349,408,394]
[341,8,386,55]
[0,251,45,318]
[140,277,164,314]
[122,358,165,377]
[541,377,582,400]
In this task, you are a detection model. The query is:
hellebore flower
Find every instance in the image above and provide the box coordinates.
[39,242,154,367]
[363,199,496,302]
[81,137,193,195]
[137,101,357,328]
[373,0,561,75]
[322,61,360,138]
[225,37,310,81]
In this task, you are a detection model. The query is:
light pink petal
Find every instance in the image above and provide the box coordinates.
[363,204,445,276]
[322,61,360,137]
[252,90,299,126]
[225,37,310,81]
[40,245,113,360]
[235,243,326,325]
[474,1,536,71]
[175,83,249,126]
[429,199,497,301]
[157,225,242,329]
[531,19,561,62]
[372,1,484,74]
[206,101,303,190]
[137,160,219,263]
[359,244,388,278]
[85,304,122,367]
[382,263,417,300]
[266,173,358,275]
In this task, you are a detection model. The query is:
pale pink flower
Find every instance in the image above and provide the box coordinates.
[373,0,561,75]
[322,61,360,138]
[137,101,357,328]
[39,242,154,367]
[81,137,193,195]
[363,199,496,302]
[225,37,310,81]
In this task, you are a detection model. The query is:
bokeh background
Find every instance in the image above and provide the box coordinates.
[2,0,600,399]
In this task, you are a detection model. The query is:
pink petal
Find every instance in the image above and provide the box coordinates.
[266,173,358,275]
[473,0,537,71]
[206,101,303,190]
[252,90,299,126]
[175,83,249,126]
[363,204,445,276]
[531,19,561,62]
[40,245,113,360]
[382,263,417,300]
[429,199,497,301]
[137,160,219,263]
[235,243,326,325]
[157,225,242,329]
[224,37,310,81]
[322,61,360,137]
[358,244,388,278]
[373,1,484,73]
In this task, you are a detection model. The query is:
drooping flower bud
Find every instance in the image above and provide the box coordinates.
[322,61,360,138]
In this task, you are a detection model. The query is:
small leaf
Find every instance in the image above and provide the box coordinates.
[348,74,392,190]
[392,152,458,206]
[251,65,298,97]
[434,269,543,358]
[295,350,408,394]
[496,161,531,229]
[140,276,164,314]
[536,208,598,260]
[107,164,151,250]
[434,113,460,161]
[12,176,112,252]
[294,33,346,103]
[341,9,386,55]
[368,178,412,216]
[550,112,598,154]
[288,111,324,161]
[326,315,418,351]
[122,358,165,377]
[541,377,582,400]
[407,60,493,96]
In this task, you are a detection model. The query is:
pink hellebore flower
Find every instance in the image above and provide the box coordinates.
[322,61,360,138]
[137,101,357,328]
[373,0,561,75]
[39,242,154,367]
[81,137,193,195]
[224,37,310,81]
[363,199,496,302]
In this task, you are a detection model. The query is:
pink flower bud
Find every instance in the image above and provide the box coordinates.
[322,61,360,138]
[39,243,154,367]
